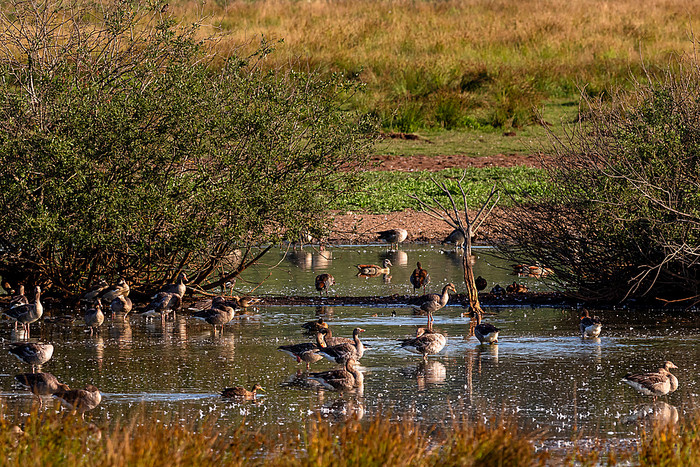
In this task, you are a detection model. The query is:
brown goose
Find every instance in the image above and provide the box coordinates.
[318,327,365,364]
[278,331,327,369]
[377,228,408,250]
[473,312,500,344]
[417,283,456,324]
[99,278,130,304]
[110,294,133,321]
[193,296,235,332]
[308,357,364,391]
[301,317,329,334]
[410,262,430,294]
[315,274,335,297]
[233,295,261,310]
[441,229,465,249]
[356,259,392,276]
[399,327,447,360]
[160,272,188,297]
[142,291,182,323]
[3,286,43,338]
[81,279,109,302]
[221,383,264,400]
[321,326,358,347]
[53,384,102,418]
[84,301,104,336]
[9,343,54,372]
[622,361,679,401]
[6,284,28,330]
[15,372,70,407]
[579,309,602,338]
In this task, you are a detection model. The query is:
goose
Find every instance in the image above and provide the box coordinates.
[410,262,430,294]
[441,229,465,249]
[301,317,329,334]
[490,284,506,296]
[3,286,43,338]
[221,383,264,400]
[417,283,456,324]
[473,312,500,345]
[356,259,392,276]
[579,309,602,338]
[399,327,447,360]
[15,372,70,407]
[318,327,365,364]
[321,326,359,347]
[315,274,335,297]
[622,361,678,401]
[142,291,182,323]
[308,357,364,391]
[110,294,133,321]
[278,331,327,369]
[81,279,109,302]
[84,301,104,336]
[159,272,188,297]
[233,295,261,310]
[99,278,130,304]
[475,276,488,292]
[53,384,102,418]
[9,343,54,372]
[6,284,28,330]
[192,296,235,332]
[376,228,408,250]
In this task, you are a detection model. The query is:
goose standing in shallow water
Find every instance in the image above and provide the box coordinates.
[142,292,182,323]
[110,294,133,321]
[579,309,602,338]
[315,274,335,297]
[3,286,43,338]
[376,228,408,250]
[318,327,365,364]
[5,284,28,330]
[356,259,392,276]
[278,331,327,369]
[160,272,188,297]
[99,278,130,305]
[53,384,102,418]
[84,301,105,336]
[622,361,678,401]
[410,262,430,294]
[221,383,265,400]
[308,357,364,391]
[399,327,447,360]
[301,317,329,334]
[15,372,70,407]
[9,342,54,372]
[441,229,465,249]
[473,312,500,345]
[416,283,456,324]
[193,296,235,332]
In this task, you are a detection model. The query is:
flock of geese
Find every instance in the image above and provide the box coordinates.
[0,227,682,416]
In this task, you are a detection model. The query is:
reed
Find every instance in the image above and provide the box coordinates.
[168,0,700,129]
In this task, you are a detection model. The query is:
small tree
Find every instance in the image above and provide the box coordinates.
[0,0,376,296]
[494,54,700,304]
[410,176,499,334]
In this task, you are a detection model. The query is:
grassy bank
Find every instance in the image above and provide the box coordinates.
[172,0,700,131]
[334,167,550,213]
[4,408,700,465]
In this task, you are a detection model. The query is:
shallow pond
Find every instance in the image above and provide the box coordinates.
[1,245,698,449]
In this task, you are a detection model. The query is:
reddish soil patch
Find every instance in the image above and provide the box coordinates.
[370,153,544,171]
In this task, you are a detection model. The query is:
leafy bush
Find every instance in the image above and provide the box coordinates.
[0,0,376,296]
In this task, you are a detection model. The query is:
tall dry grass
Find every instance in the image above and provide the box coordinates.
[170,0,700,129]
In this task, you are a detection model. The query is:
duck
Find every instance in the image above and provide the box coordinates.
[99,278,130,304]
[473,311,500,345]
[315,274,335,297]
[376,228,408,250]
[15,372,70,407]
[221,383,265,400]
[3,286,43,338]
[417,283,456,324]
[192,296,235,332]
[399,327,447,360]
[441,229,465,249]
[142,291,182,323]
[512,264,553,278]
[110,294,133,321]
[232,295,261,310]
[317,327,366,364]
[81,279,109,302]
[579,309,602,338]
[622,361,679,401]
[308,357,364,391]
[475,276,488,292]
[506,281,528,294]
[53,384,102,418]
[84,301,104,336]
[9,342,54,372]
[356,259,392,276]
[410,262,430,294]
[301,317,329,334]
[159,272,188,297]
[490,284,506,296]
[278,331,327,369]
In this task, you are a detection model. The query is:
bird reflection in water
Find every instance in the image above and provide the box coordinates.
[321,395,365,422]
[400,360,447,391]
[621,402,679,428]
[109,319,132,353]
[86,336,104,371]
[381,250,408,267]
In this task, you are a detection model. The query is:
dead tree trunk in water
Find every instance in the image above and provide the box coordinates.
[409,176,499,335]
